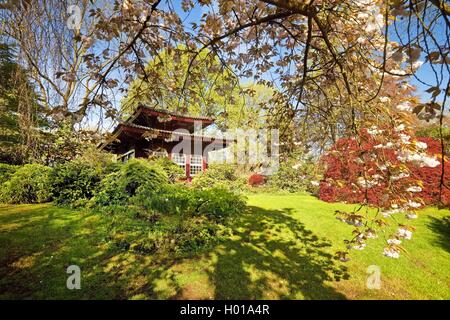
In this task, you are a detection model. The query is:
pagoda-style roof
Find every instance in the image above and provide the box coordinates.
[135,104,214,122]
[120,122,234,142]
[99,105,233,152]
[124,104,214,131]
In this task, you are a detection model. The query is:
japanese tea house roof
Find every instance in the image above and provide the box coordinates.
[132,104,214,123]
[98,105,233,150]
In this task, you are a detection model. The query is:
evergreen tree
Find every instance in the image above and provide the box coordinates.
[0,43,48,164]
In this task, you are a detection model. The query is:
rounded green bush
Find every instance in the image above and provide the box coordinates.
[92,158,169,207]
[148,156,184,183]
[191,163,246,190]
[267,159,319,193]
[0,163,18,185]
[0,164,52,204]
[190,187,246,220]
[50,160,105,205]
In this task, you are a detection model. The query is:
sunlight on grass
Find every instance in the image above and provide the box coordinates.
[0,194,449,299]
[246,193,450,300]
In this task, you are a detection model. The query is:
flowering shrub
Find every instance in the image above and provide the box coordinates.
[319,135,449,206]
[318,121,448,260]
[248,173,265,186]
[408,138,450,205]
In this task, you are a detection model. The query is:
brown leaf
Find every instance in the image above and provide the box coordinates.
[426,51,440,62]
[425,86,441,98]
[412,104,424,114]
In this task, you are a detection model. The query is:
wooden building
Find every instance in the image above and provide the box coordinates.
[99,104,234,179]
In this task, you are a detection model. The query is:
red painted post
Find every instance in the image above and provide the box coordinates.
[202,155,207,171]
[186,154,191,180]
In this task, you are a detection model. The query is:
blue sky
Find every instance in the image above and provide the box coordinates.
[168,1,448,104]
[89,1,448,132]
[411,64,448,103]
[389,15,449,104]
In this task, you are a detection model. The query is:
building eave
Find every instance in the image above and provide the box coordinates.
[120,122,235,144]
[138,104,215,123]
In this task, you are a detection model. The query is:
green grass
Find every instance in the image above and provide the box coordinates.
[0,194,449,299]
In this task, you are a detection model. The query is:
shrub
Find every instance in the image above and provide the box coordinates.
[50,160,104,205]
[319,136,450,206]
[248,173,265,186]
[191,163,246,190]
[190,187,246,221]
[105,214,230,256]
[172,217,231,253]
[103,207,166,254]
[133,183,246,221]
[0,164,52,203]
[416,125,450,146]
[92,158,169,207]
[104,192,240,256]
[91,159,246,256]
[46,147,119,205]
[408,138,450,205]
[148,156,184,183]
[267,159,320,193]
[103,182,245,255]
[132,183,193,215]
[91,171,128,206]
[0,163,18,185]
[77,146,120,174]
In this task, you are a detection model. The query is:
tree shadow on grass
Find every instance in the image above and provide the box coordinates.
[427,216,450,253]
[207,206,349,300]
[0,205,187,299]
[0,207,100,298]
[0,204,350,299]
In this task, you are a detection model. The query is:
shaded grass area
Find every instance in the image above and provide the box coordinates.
[204,206,348,299]
[0,194,449,299]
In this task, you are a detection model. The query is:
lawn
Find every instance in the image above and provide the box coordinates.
[0,193,449,299]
